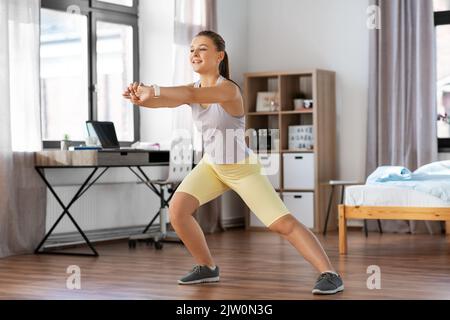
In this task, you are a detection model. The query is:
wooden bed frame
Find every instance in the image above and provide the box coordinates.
[338,205,450,254]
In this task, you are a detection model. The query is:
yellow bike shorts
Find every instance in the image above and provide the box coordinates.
[175,152,291,227]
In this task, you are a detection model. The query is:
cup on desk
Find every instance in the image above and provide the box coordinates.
[85,136,99,147]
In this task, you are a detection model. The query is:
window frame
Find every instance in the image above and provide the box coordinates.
[40,0,140,149]
[434,10,450,152]
[92,0,138,15]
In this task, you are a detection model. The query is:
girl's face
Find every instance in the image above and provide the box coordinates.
[190,36,224,74]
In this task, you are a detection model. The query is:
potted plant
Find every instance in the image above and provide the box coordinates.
[293,93,305,110]
[61,133,70,150]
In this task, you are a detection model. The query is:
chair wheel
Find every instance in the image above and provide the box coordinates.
[128,240,137,249]
[154,241,163,250]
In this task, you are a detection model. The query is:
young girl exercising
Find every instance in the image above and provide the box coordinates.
[123,30,343,295]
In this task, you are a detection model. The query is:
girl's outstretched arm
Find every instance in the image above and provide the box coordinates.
[123,82,194,108]
[122,81,239,110]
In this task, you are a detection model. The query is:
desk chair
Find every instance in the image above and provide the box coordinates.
[128,136,193,250]
[323,180,383,236]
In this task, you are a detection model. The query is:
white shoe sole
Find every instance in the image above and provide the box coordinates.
[312,285,344,295]
[178,276,220,285]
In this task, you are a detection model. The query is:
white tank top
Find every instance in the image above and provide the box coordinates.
[191,75,252,164]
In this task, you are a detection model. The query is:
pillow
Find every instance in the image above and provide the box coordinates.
[414,160,450,175]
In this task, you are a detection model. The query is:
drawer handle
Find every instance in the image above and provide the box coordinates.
[294,195,302,198]
[294,156,303,160]
[260,156,269,160]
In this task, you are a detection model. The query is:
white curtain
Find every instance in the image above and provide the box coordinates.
[0,0,46,258]
[171,0,222,234]
[172,0,216,164]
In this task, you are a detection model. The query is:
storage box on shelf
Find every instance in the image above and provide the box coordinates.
[244,69,336,232]
[283,192,314,229]
[283,153,314,190]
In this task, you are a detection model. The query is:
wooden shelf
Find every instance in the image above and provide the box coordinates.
[244,69,337,232]
[253,149,315,154]
[281,149,314,153]
[247,110,314,115]
[281,109,313,114]
[247,112,279,116]
[244,69,316,77]
[255,150,280,154]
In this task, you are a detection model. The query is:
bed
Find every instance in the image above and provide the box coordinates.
[338,185,450,254]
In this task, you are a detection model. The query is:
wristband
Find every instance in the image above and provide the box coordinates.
[151,84,160,98]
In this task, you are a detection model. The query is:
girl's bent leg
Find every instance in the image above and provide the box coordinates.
[268,214,335,273]
[169,191,215,268]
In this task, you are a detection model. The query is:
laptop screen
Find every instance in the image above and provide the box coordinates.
[86,121,120,148]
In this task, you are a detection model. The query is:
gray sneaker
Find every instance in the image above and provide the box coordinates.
[312,272,344,295]
[178,265,220,285]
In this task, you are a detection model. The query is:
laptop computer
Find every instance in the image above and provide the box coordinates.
[86,121,135,151]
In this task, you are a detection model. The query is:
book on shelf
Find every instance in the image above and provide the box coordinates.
[249,128,280,152]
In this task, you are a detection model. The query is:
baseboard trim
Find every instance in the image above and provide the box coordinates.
[44,224,161,249]
[222,217,245,229]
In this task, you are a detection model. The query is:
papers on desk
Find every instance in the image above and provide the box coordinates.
[131,141,160,150]
[69,146,102,150]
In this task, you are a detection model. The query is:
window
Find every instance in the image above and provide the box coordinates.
[40,9,89,142]
[40,0,139,148]
[435,0,450,150]
[96,20,135,141]
[96,0,133,7]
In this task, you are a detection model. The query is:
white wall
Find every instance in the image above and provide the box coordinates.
[216,0,249,87]
[247,0,370,181]
[438,153,450,160]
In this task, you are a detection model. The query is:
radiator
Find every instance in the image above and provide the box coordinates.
[46,182,161,235]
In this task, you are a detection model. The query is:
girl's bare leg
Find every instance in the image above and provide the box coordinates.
[169,192,215,268]
[269,214,335,273]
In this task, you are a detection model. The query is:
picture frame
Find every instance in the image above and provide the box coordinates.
[288,125,314,150]
[256,92,279,112]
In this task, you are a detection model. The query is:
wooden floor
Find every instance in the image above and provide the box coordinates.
[0,229,449,300]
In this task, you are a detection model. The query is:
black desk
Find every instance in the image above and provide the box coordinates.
[34,149,170,257]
